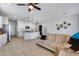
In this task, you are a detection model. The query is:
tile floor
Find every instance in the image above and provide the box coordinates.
[0,37,54,56]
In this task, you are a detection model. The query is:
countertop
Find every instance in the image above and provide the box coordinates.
[0,33,6,35]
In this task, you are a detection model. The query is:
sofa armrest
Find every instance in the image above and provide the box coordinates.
[57,42,72,51]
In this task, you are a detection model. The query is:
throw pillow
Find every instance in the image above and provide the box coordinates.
[68,37,79,51]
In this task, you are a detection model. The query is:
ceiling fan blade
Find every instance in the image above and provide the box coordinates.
[33,5,41,10]
[17,4,26,6]
[28,3,39,5]
[34,3,39,5]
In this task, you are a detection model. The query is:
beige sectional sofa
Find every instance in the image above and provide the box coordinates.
[36,33,79,56]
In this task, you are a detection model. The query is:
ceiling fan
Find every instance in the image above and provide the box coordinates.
[17,3,41,12]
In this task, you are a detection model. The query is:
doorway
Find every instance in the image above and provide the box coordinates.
[9,20,17,37]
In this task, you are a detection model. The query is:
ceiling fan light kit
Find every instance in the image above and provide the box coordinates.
[29,5,33,9]
[17,3,41,12]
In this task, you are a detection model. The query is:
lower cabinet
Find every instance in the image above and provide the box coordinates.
[17,31,23,38]
[0,34,7,47]
[0,35,2,47]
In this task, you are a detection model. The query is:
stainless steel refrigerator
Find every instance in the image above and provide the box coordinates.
[3,24,10,42]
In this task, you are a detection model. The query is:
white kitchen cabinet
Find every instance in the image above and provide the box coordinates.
[17,31,23,37]
[17,21,25,31]
[0,16,9,28]
[0,16,2,28]
[2,34,7,45]
[0,35,2,47]
[2,17,9,25]
[0,34,7,47]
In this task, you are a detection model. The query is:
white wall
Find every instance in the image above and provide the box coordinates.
[17,15,79,36]
[41,15,79,36]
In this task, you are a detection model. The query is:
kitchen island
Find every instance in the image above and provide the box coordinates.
[23,31,40,40]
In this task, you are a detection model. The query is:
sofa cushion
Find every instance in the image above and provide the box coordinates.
[50,42,63,48]
[56,34,67,43]
[47,33,56,42]
[36,40,56,52]
[56,42,72,51]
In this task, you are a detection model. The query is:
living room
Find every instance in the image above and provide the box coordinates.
[0,3,79,56]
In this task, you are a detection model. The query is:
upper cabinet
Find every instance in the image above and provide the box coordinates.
[0,16,9,28]
[17,21,25,31]
[2,17,9,25]
[0,16,2,28]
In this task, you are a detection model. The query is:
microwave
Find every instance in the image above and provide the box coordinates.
[25,26,32,32]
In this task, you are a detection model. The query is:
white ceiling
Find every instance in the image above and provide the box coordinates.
[0,3,79,22]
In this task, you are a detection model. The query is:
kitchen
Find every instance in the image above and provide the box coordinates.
[0,16,10,47]
[0,15,43,47]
